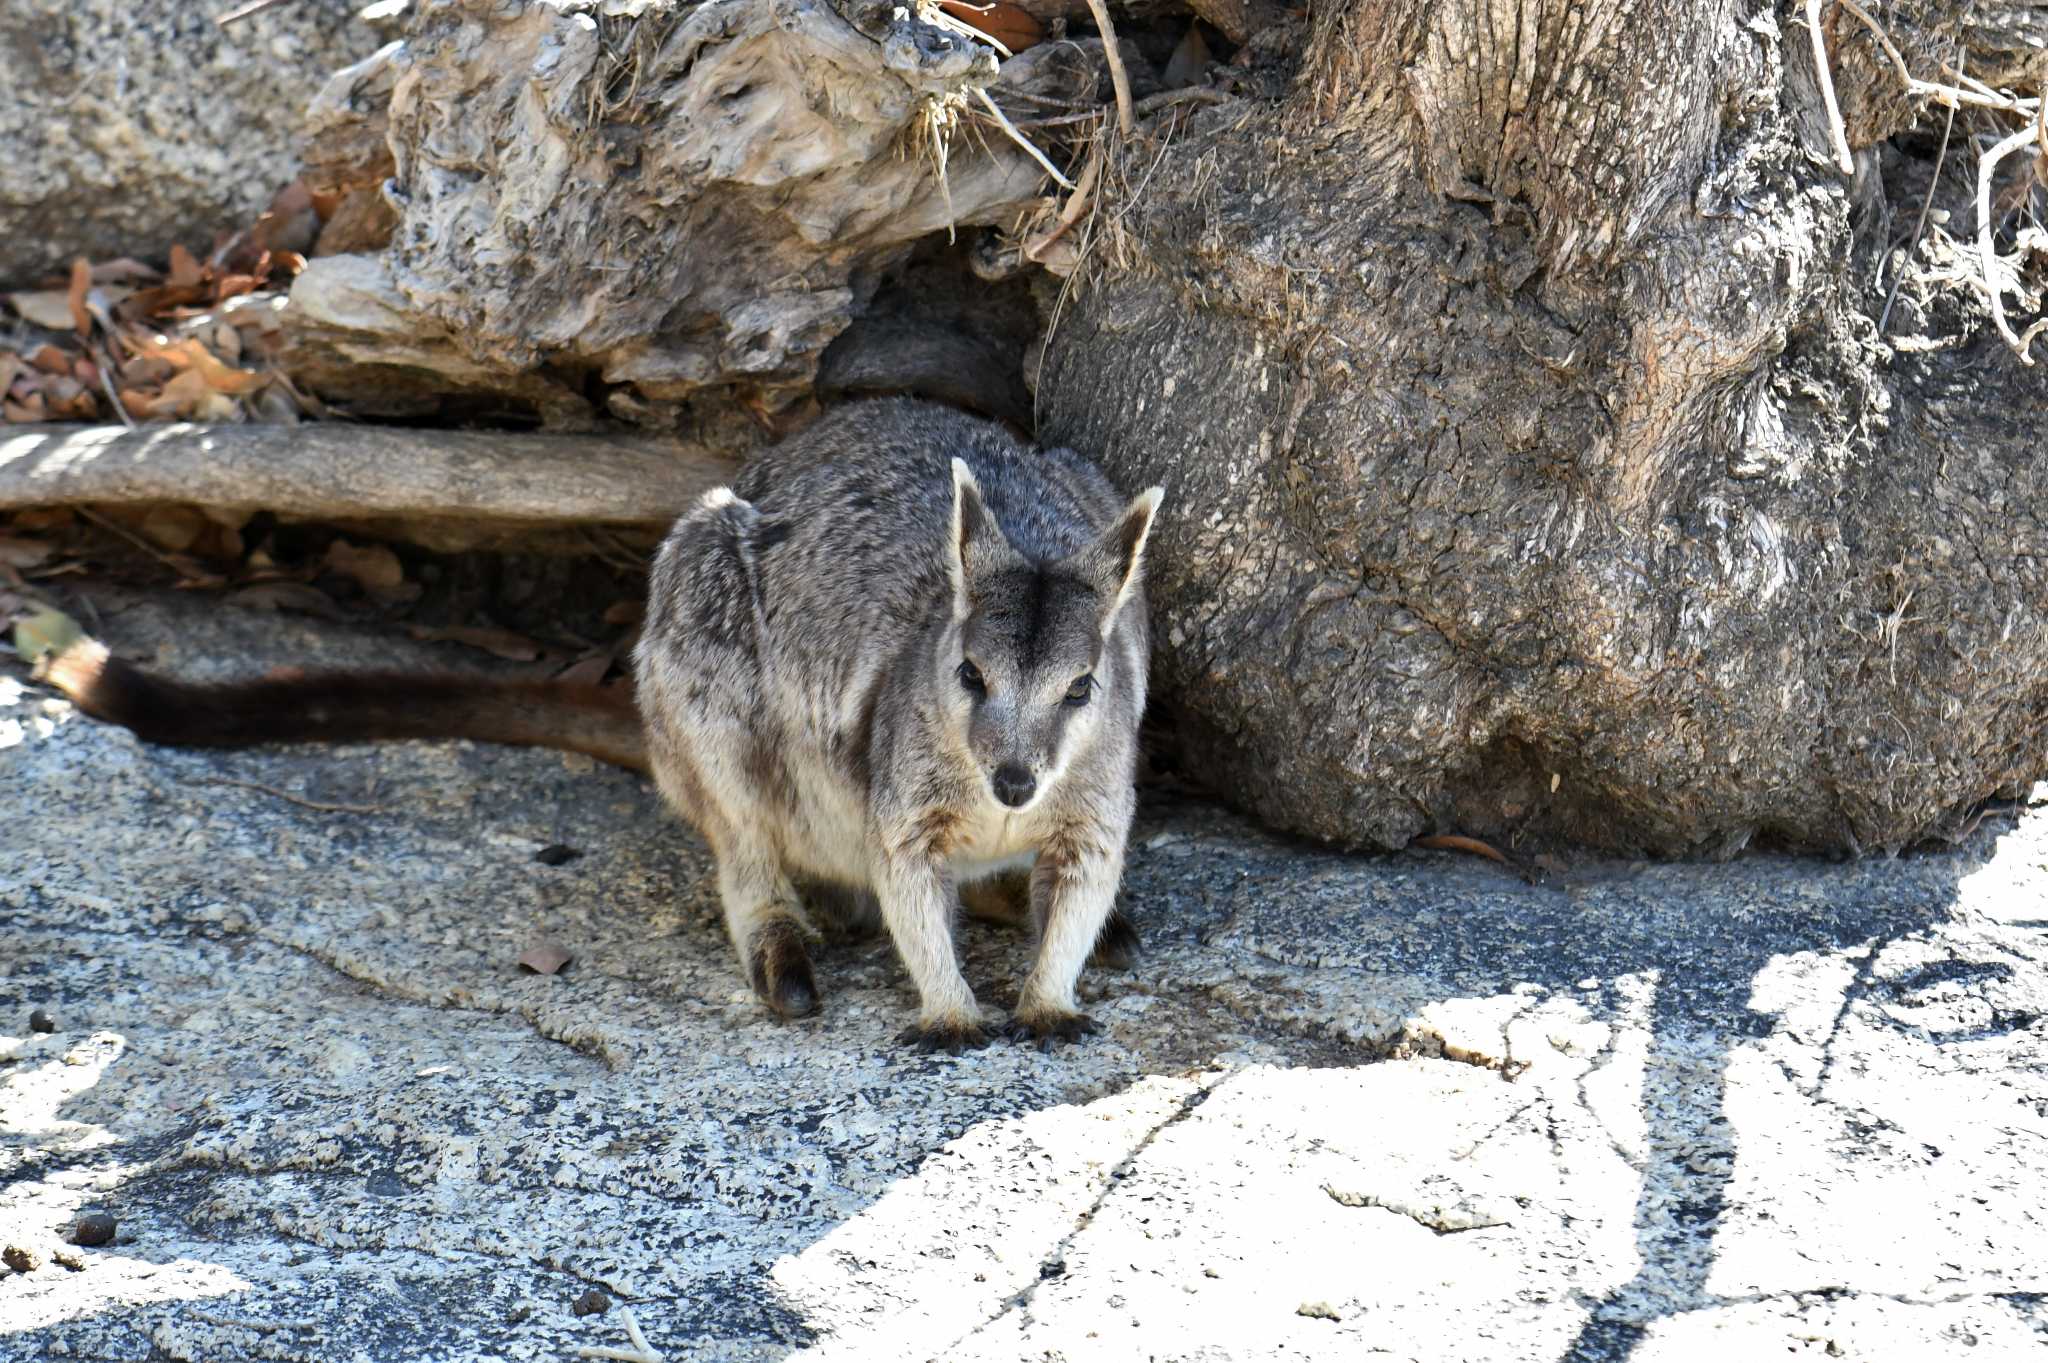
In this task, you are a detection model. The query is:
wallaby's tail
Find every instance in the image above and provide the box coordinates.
[36,638,649,773]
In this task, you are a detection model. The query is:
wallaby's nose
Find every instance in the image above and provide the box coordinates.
[991,764,1036,808]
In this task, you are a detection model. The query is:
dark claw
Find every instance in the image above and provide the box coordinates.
[895,1019,990,1055]
[1001,1011,1101,1049]
[749,920,820,1019]
[1089,909,1142,971]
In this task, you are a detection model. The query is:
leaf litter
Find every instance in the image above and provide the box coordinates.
[1,181,328,427]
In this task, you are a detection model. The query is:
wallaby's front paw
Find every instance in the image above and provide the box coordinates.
[1002,1010,1101,1051]
[1089,909,1141,971]
[748,920,819,1019]
[896,1019,990,1055]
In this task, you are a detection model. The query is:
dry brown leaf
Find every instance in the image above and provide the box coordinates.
[117,282,208,322]
[168,244,203,290]
[128,333,269,396]
[1413,833,1510,865]
[43,379,96,420]
[602,599,643,626]
[407,624,544,662]
[206,524,246,560]
[91,258,161,285]
[145,368,213,419]
[6,291,76,331]
[27,344,72,375]
[324,539,407,595]
[516,941,573,975]
[937,0,1043,51]
[66,258,91,336]
[555,655,612,686]
[4,393,48,422]
[213,272,262,303]
[188,345,268,396]
[119,352,176,387]
[137,505,209,553]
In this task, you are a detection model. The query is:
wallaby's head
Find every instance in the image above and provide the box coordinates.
[942,459,1163,812]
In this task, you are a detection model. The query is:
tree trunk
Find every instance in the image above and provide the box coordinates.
[1041,0,2048,856]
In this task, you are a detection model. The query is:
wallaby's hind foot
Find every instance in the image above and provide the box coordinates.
[1091,908,1141,971]
[1001,1009,1101,1051]
[748,918,820,1018]
[896,1017,991,1055]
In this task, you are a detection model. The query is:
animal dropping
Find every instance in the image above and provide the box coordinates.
[30,400,1164,1051]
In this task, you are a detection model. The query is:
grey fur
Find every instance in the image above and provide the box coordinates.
[633,398,1162,1047]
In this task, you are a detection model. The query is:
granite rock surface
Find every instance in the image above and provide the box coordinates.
[2,595,2044,1360]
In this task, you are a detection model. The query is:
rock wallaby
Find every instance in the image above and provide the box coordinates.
[33,399,1165,1052]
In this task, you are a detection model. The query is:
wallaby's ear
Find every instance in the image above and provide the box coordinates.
[1079,485,1164,628]
[948,458,1001,615]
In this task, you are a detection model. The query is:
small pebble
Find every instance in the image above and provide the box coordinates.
[70,1213,116,1247]
[28,1009,56,1033]
[1297,1301,1341,1321]
[51,1248,85,1272]
[571,1289,611,1317]
[534,844,582,866]
[3,1244,43,1273]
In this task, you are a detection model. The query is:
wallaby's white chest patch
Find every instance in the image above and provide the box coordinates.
[950,807,1041,882]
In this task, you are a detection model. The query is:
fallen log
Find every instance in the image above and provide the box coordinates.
[0,423,730,550]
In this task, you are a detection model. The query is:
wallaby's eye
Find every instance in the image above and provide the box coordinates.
[1063,675,1094,707]
[957,660,986,696]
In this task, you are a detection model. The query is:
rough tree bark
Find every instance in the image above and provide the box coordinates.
[261,0,2048,858]
[1043,1,2048,856]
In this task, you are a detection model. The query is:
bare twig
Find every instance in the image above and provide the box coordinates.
[90,343,135,429]
[74,508,188,572]
[974,89,1076,190]
[1134,86,1232,118]
[1880,46,1962,336]
[1805,0,1855,174]
[186,775,391,815]
[577,1305,665,1363]
[1977,123,2046,362]
[1024,144,1105,262]
[1836,0,1911,87]
[1013,108,1109,130]
[215,0,296,25]
[1083,0,1135,138]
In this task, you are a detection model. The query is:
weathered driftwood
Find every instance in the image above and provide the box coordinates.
[283,0,1066,439]
[1044,0,2048,857]
[0,423,728,548]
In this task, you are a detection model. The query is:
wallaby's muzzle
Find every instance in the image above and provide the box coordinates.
[991,763,1037,808]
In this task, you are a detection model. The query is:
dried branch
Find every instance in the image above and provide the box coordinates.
[1976,123,2047,363]
[1803,0,1856,174]
[974,89,1076,190]
[1082,0,1135,138]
